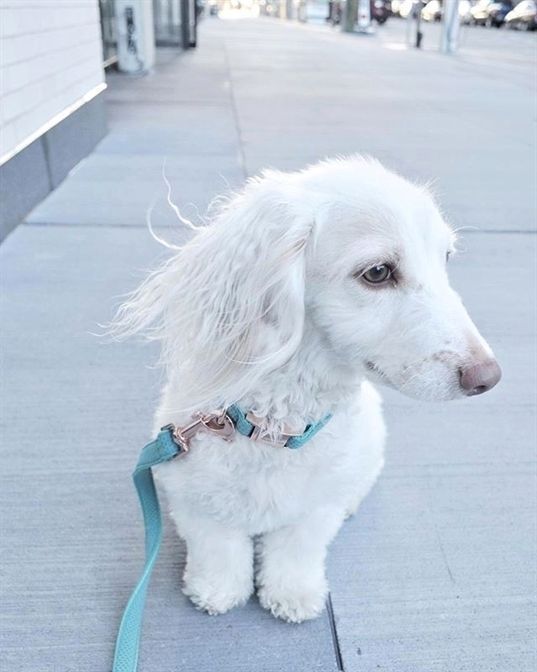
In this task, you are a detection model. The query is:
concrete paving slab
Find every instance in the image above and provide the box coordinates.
[27,40,244,229]
[327,229,536,671]
[25,198,240,231]
[225,20,535,232]
[328,473,536,672]
[0,225,338,672]
[26,191,218,228]
[94,126,239,157]
[26,153,244,228]
[104,75,231,106]
[105,102,237,129]
[62,154,243,183]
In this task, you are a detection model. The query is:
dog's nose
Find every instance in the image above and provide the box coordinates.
[459,359,502,396]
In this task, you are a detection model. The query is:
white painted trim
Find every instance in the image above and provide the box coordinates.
[103,55,119,69]
[0,81,107,167]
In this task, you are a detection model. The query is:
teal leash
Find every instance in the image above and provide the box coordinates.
[112,406,332,672]
[112,427,183,672]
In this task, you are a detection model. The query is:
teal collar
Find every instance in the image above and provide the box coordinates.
[226,404,332,449]
[161,405,332,454]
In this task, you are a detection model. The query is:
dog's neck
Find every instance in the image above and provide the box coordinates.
[239,320,362,431]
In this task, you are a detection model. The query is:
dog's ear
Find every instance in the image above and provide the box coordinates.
[112,173,314,412]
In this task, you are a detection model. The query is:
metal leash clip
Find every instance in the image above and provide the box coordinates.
[163,410,235,454]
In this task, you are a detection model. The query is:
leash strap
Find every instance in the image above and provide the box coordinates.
[112,408,332,671]
[112,428,183,672]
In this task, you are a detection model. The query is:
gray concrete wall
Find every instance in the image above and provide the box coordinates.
[0,92,107,240]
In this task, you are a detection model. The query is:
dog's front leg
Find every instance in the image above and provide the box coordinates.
[177,512,254,615]
[256,506,345,623]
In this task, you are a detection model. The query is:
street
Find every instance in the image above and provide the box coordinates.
[1,14,536,672]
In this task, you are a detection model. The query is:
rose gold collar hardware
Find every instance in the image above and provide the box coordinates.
[199,411,236,441]
[245,411,302,448]
[168,410,235,452]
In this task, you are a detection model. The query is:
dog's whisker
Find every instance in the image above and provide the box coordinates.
[161,158,204,232]
[145,197,183,250]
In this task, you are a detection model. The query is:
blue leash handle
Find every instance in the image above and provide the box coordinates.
[112,409,332,671]
[112,429,183,672]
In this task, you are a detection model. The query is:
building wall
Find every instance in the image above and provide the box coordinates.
[0,0,107,240]
[0,0,105,162]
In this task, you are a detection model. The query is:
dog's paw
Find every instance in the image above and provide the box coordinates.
[257,578,327,623]
[183,573,253,616]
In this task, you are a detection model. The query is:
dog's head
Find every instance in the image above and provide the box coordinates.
[113,156,500,409]
[300,158,501,401]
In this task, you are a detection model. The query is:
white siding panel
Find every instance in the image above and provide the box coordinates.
[11,68,103,142]
[2,46,102,112]
[0,0,104,159]
[0,120,18,154]
[0,4,99,38]
[1,23,101,67]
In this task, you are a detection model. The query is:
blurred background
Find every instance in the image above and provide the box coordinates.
[1,0,536,236]
[1,2,536,672]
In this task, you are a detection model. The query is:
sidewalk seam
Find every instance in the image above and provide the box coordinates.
[327,592,345,671]
[22,221,537,235]
[223,42,248,180]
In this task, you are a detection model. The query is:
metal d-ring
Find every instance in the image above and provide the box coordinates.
[199,411,236,442]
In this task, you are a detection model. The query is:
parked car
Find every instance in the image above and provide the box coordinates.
[398,0,418,17]
[505,0,537,27]
[327,0,390,23]
[421,0,473,21]
[485,0,514,25]
[470,0,495,23]
[421,0,442,20]
[459,0,475,22]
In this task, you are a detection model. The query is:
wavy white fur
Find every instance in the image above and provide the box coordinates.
[112,156,498,623]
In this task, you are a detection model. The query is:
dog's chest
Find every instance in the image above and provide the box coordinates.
[155,415,359,534]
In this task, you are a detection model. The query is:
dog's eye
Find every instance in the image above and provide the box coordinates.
[362,264,393,285]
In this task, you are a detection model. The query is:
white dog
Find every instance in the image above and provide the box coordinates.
[114,156,501,623]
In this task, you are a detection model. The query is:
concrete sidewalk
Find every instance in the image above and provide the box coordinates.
[1,16,536,672]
